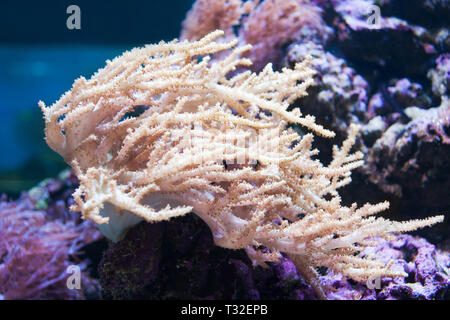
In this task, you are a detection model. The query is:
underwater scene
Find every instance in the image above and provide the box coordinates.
[0,0,449,302]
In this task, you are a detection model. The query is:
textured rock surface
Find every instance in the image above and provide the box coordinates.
[284,0,450,244]
[286,41,369,139]
[428,54,450,98]
[97,214,449,300]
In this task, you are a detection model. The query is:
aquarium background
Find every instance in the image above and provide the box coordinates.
[0,0,196,196]
[0,0,448,300]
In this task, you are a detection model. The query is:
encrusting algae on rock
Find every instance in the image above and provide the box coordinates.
[39,30,444,299]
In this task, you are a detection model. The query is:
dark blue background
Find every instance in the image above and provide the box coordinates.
[0,0,195,44]
[0,0,195,196]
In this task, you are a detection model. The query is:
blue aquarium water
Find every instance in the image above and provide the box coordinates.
[0,0,193,194]
[0,45,126,192]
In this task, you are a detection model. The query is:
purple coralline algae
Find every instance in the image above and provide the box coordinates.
[97,214,448,300]
[362,102,450,198]
[376,0,450,29]
[366,79,432,125]
[98,214,320,300]
[428,54,450,98]
[320,0,445,77]
[0,171,103,299]
[282,0,450,243]
[323,234,449,300]
[286,41,370,141]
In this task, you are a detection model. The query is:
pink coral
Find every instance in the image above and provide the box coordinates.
[181,0,256,41]
[181,0,329,71]
[239,0,328,70]
[0,195,101,299]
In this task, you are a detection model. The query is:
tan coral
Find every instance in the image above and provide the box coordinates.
[39,30,443,299]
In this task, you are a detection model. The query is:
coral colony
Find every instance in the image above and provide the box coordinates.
[1,0,448,300]
[39,28,443,298]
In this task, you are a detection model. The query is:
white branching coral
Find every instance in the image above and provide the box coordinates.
[39,30,443,299]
